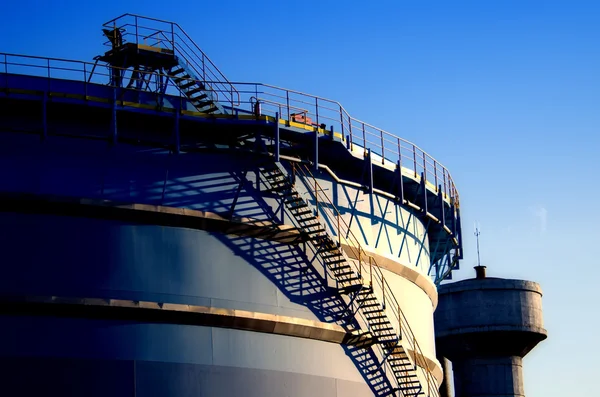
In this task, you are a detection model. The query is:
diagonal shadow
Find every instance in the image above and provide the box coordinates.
[210,189,397,396]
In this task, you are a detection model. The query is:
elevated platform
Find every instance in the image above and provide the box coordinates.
[97,42,178,71]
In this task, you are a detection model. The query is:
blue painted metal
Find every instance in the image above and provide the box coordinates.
[314,127,319,171]
[439,185,446,230]
[275,112,280,162]
[111,87,117,144]
[421,172,428,215]
[41,91,47,140]
[414,218,431,270]
[174,102,180,153]
[367,149,373,196]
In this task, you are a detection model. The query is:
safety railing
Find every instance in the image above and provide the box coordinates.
[102,14,240,110]
[294,162,439,397]
[0,51,459,207]
[236,82,459,207]
[0,53,186,98]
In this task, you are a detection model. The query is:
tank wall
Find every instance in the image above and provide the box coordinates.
[0,316,372,397]
[380,267,437,358]
[0,210,373,397]
[0,212,319,319]
[0,132,280,221]
[0,129,439,397]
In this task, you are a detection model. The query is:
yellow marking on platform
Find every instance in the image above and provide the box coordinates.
[121,101,155,110]
[6,87,345,139]
[276,118,344,140]
[138,44,163,53]
[85,95,110,103]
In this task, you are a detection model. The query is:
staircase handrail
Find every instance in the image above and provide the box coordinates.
[294,162,440,397]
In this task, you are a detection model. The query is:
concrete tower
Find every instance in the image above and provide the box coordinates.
[434,266,547,397]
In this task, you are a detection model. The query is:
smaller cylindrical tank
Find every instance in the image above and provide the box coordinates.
[434,267,547,397]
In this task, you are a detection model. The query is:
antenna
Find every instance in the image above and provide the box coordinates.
[474,225,482,268]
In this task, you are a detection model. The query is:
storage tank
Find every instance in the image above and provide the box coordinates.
[0,14,462,397]
[435,266,547,397]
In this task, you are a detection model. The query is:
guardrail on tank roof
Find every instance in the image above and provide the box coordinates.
[0,52,459,208]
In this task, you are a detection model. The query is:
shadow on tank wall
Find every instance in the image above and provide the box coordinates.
[207,162,396,396]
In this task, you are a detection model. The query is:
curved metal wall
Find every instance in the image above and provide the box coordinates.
[0,130,441,395]
[0,212,373,396]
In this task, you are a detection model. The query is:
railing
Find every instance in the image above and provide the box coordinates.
[102,14,240,110]
[0,51,459,208]
[294,162,440,396]
[229,81,459,208]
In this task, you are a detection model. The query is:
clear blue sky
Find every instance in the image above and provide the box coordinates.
[2,1,599,396]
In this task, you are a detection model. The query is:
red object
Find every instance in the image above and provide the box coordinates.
[291,113,313,124]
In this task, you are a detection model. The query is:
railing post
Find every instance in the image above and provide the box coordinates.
[443,168,447,198]
[339,108,344,138]
[286,91,290,123]
[368,148,373,196]
[315,97,319,126]
[413,146,417,177]
[135,16,139,46]
[369,256,372,287]
[337,213,341,246]
[434,160,438,191]
[397,304,401,336]
[380,130,385,164]
[348,115,353,151]
[314,179,319,217]
[275,112,280,162]
[170,22,175,51]
[382,273,386,309]
[362,123,366,157]
[423,155,427,182]
[314,125,319,171]
[413,337,418,369]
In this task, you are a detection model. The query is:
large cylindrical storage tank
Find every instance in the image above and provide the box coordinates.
[0,130,443,396]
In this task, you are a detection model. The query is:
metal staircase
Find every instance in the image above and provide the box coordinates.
[260,161,439,397]
[167,61,225,115]
[99,14,238,115]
